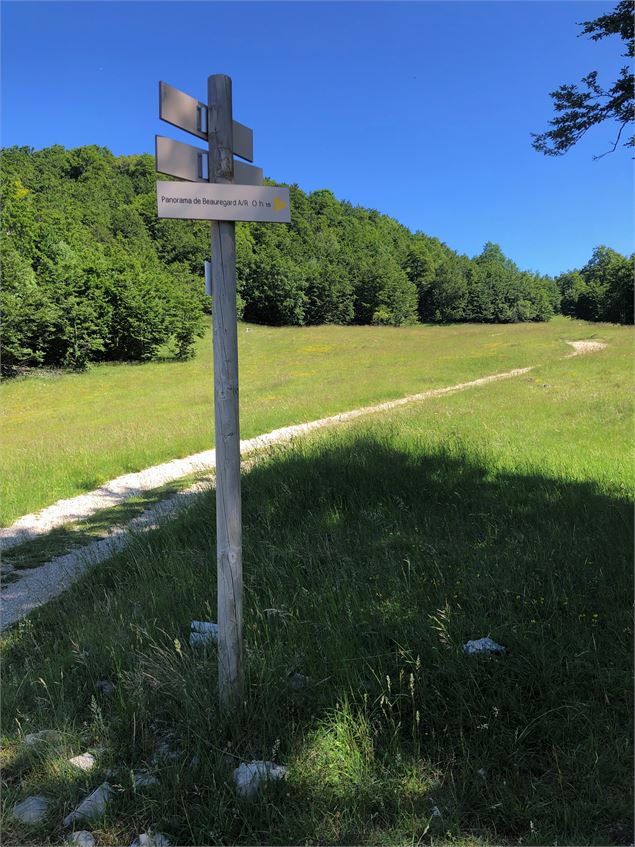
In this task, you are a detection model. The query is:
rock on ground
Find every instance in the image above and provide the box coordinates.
[63,783,114,826]
[68,753,96,772]
[189,620,218,648]
[130,832,171,847]
[566,340,607,356]
[462,637,507,655]
[233,761,288,800]
[133,771,159,789]
[11,795,50,824]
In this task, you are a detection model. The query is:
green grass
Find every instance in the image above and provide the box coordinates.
[1,472,212,574]
[2,328,632,845]
[1,317,625,526]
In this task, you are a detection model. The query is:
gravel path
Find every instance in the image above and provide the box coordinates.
[0,481,209,630]
[0,341,607,630]
[0,366,534,552]
[565,340,607,356]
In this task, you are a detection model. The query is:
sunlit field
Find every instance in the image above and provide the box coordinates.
[2,327,632,845]
[0,317,627,526]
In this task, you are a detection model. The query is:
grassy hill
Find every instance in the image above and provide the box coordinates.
[1,317,628,526]
[1,320,632,845]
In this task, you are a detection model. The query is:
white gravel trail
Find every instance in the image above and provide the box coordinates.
[565,340,607,356]
[0,481,209,630]
[0,340,606,630]
[0,366,535,552]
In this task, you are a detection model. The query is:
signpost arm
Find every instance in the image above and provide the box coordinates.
[208,74,243,711]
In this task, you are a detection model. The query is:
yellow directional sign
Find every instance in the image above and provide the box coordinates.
[156,181,291,223]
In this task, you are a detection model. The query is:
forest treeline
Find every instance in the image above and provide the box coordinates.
[1,145,632,375]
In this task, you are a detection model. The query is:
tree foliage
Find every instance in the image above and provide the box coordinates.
[532,1,634,158]
[2,143,627,377]
[1,145,207,375]
[555,246,634,324]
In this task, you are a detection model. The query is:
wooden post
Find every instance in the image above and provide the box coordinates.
[208,74,243,710]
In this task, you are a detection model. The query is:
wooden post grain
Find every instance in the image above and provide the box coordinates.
[208,74,243,710]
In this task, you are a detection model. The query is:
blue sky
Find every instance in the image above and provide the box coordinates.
[2,1,633,275]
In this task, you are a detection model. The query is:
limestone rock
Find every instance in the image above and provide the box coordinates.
[68,753,96,772]
[462,637,508,656]
[189,620,218,648]
[233,760,288,800]
[11,795,50,824]
[133,771,159,789]
[130,832,171,847]
[63,782,114,826]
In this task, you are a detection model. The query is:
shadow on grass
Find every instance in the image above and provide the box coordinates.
[2,432,633,846]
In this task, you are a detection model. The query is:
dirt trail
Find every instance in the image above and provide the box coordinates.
[0,481,209,630]
[1,366,534,552]
[565,340,607,356]
[0,340,607,630]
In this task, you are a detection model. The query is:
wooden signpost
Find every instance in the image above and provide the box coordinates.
[156,76,290,710]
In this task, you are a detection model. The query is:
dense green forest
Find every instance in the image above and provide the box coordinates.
[1,145,632,375]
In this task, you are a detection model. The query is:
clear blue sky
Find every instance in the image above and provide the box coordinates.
[2,1,633,276]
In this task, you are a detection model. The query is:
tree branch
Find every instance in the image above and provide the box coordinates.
[592,119,629,159]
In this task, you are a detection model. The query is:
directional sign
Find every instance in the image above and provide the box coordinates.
[233,160,263,186]
[156,135,206,181]
[156,72,290,714]
[156,181,290,222]
[231,122,254,164]
[156,136,263,185]
[159,81,253,161]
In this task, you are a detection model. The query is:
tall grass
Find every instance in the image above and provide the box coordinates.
[1,318,626,526]
[2,337,632,845]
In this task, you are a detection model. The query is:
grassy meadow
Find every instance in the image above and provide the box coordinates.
[1,323,632,845]
[0,317,623,527]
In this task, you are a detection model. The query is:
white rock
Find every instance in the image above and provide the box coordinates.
[68,753,96,772]
[133,771,159,789]
[130,832,171,847]
[68,831,96,847]
[11,795,50,824]
[189,620,218,648]
[462,637,507,655]
[233,760,288,800]
[191,620,218,633]
[63,782,114,826]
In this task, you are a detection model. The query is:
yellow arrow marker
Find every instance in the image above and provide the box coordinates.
[273,196,287,212]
